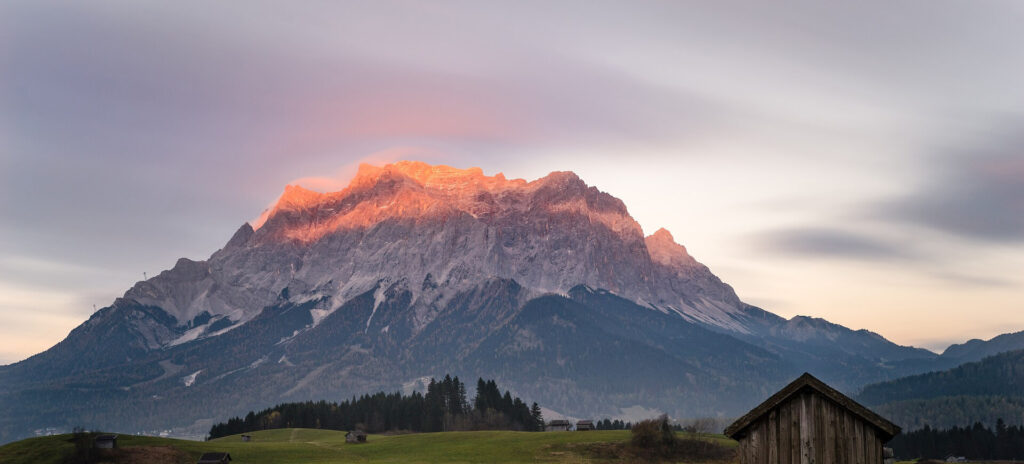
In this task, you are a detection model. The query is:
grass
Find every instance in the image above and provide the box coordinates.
[0,428,738,464]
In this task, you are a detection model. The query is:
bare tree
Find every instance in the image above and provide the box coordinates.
[682,417,720,435]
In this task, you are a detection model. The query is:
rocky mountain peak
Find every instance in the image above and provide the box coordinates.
[349,161,524,194]
[113,161,754,337]
[223,223,254,250]
[645,227,696,268]
[251,161,642,244]
[652,227,675,242]
[277,184,324,210]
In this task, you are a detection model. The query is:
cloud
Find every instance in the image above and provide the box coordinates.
[928,271,1017,288]
[755,227,919,261]
[877,126,1024,242]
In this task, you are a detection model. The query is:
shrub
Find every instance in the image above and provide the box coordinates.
[626,415,735,462]
[631,414,677,449]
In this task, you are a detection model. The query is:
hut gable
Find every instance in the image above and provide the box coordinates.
[725,373,901,464]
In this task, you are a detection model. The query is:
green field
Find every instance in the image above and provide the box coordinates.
[0,428,738,464]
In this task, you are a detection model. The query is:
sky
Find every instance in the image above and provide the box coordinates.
[1,1,1022,364]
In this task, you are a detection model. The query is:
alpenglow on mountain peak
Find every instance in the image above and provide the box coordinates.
[121,160,755,345]
[254,161,635,241]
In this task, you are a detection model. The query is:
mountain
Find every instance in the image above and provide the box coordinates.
[940,330,1024,364]
[0,161,942,443]
[858,349,1024,431]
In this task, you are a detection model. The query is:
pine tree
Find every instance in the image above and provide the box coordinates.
[530,402,544,432]
[475,378,488,412]
[502,391,514,415]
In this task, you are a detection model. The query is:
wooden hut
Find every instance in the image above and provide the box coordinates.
[546,419,571,431]
[93,434,118,449]
[346,430,367,443]
[576,420,595,431]
[724,373,901,464]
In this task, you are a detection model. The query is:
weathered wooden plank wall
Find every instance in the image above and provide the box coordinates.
[736,389,886,464]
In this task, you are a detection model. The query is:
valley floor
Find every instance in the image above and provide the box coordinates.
[0,428,738,464]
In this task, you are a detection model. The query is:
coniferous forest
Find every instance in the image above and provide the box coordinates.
[888,419,1024,460]
[208,375,544,439]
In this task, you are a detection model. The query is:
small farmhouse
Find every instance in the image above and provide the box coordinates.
[196,452,232,464]
[346,430,367,443]
[93,434,117,449]
[547,419,572,431]
[576,420,595,431]
[725,372,901,464]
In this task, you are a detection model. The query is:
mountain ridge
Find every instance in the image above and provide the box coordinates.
[941,330,1024,361]
[120,160,759,338]
[858,349,1024,430]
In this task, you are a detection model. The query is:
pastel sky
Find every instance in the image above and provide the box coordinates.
[2,1,1023,364]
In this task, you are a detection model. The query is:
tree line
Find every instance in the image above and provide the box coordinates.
[889,419,1024,460]
[593,417,723,433]
[873,395,1024,431]
[208,375,544,439]
[859,349,1024,405]
[595,418,631,430]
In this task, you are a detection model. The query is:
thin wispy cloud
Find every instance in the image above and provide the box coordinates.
[755,228,921,262]
[877,124,1024,243]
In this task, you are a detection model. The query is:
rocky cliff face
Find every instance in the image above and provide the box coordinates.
[121,161,759,349]
[0,161,940,443]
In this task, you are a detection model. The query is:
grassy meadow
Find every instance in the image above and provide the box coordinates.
[0,428,738,464]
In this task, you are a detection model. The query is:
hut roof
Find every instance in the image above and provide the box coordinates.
[724,372,901,441]
[95,434,118,441]
[548,419,571,426]
[346,430,367,437]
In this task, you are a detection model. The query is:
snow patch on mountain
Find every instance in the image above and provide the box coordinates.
[615,405,664,423]
[168,324,208,347]
[182,370,202,387]
[402,376,434,395]
[276,330,302,346]
[310,308,332,327]
[364,283,388,333]
[539,407,577,423]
